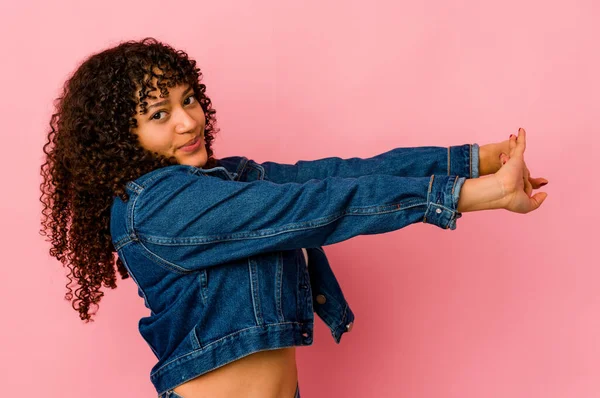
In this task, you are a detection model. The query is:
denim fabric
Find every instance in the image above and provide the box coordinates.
[110,144,479,396]
[158,383,300,397]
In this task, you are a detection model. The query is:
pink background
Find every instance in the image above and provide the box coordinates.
[0,0,597,396]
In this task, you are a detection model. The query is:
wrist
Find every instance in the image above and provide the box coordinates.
[457,175,506,212]
[478,143,499,176]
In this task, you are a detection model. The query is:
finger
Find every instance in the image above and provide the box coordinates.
[524,166,533,196]
[516,127,527,156]
[509,133,517,157]
[529,177,548,189]
[528,191,548,212]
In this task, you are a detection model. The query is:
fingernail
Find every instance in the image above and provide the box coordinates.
[540,182,548,186]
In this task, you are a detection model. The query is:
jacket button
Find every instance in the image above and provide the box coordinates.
[316,294,327,304]
[436,208,442,214]
[302,331,312,344]
[346,321,353,332]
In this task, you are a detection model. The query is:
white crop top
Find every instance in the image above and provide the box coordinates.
[301,248,309,266]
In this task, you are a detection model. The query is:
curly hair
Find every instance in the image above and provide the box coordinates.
[39,37,220,322]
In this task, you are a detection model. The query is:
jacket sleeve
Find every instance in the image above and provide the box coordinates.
[134,165,466,271]
[257,144,479,184]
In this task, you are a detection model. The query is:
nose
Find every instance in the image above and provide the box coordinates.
[174,107,199,135]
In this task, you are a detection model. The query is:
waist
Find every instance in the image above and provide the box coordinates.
[150,323,313,395]
[173,347,298,398]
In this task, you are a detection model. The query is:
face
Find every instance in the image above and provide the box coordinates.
[132,83,208,167]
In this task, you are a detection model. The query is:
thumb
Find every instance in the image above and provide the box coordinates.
[529,192,548,211]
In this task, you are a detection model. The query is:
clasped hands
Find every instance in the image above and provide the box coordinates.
[480,128,549,214]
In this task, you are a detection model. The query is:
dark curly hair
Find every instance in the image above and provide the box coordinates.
[39,37,220,322]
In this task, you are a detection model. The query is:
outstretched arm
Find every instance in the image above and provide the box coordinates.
[257,144,480,184]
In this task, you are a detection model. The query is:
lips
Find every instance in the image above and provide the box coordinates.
[179,135,200,149]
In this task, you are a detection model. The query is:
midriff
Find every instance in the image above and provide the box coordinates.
[173,347,298,398]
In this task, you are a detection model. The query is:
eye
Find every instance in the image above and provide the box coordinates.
[183,95,197,106]
[151,110,168,121]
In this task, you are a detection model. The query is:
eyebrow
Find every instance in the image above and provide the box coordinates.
[146,86,194,111]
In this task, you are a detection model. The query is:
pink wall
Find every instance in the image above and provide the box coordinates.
[1,0,597,396]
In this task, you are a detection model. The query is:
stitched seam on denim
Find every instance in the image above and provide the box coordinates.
[451,175,459,197]
[194,166,237,180]
[135,240,190,274]
[336,303,349,330]
[128,186,140,242]
[137,201,428,246]
[296,250,301,320]
[248,260,263,326]
[150,322,300,376]
[142,205,454,249]
[276,252,284,322]
[140,165,192,189]
[131,166,189,197]
[428,203,456,213]
[113,236,132,251]
[447,146,450,176]
[236,157,249,177]
[198,270,207,305]
[251,162,265,180]
[187,322,300,351]
[448,176,460,229]
[126,181,143,194]
[246,164,264,180]
[203,269,208,303]
[191,326,202,350]
[469,144,472,178]
[423,175,434,223]
[137,203,425,244]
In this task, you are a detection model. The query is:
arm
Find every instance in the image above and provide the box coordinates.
[478,140,511,176]
[257,144,480,184]
[459,131,547,213]
[457,175,506,212]
[134,166,468,271]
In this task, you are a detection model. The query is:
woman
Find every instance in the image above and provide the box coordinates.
[40,37,548,398]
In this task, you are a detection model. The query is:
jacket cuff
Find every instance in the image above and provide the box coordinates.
[422,175,466,230]
[449,144,480,179]
[471,143,480,178]
[331,304,355,344]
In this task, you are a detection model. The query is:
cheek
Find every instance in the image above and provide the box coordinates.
[138,128,173,153]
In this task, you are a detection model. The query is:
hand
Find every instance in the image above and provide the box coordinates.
[479,140,509,176]
[480,139,549,192]
[494,128,548,214]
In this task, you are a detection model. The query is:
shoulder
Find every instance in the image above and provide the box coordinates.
[130,164,196,190]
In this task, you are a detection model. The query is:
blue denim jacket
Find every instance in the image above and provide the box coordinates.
[110,144,479,395]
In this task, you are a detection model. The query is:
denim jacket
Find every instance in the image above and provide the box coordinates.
[110,143,479,396]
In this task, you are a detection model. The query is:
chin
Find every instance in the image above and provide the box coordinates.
[179,158,206,168]
[176,140,208,167]
[185,152,208,168]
